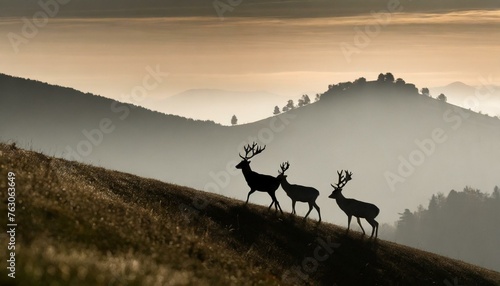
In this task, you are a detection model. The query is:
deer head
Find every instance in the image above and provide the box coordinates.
[277,161,290,180]
[328,170,353,199]
[235,142,266,169]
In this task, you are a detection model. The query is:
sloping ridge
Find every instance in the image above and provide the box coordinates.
[0,143,498,285]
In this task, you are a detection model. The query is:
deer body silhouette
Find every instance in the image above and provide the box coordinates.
[278,162,321,222]
[329,170,379,238]
[236,143,283,214]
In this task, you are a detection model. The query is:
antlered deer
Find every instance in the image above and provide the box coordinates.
[278,162,321,222]
[236,142,283,214]
[329,170,379,238]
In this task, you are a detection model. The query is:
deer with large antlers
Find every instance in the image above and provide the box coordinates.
[278,162,321,222]
[236,142,283,214]
[329,170,379,238]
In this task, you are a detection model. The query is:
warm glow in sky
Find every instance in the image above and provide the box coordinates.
[1,10,499,120]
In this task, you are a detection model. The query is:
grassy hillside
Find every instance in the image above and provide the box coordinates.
[0,143,499,286]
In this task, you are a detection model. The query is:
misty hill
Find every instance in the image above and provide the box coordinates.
[434,81,476,96]
[146,89,286,124]
[430,81,500,117]
[1,72,500,228]
[1,143,499,285]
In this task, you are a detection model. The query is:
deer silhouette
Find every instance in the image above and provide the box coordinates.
[278,162,321,222]
[236,142,283,214]
[329,170,379,238]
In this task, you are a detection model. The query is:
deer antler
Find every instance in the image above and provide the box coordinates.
[279,161,290,175]
[344,170,353,183]
[239,142,266,160]
[331,170,353,189]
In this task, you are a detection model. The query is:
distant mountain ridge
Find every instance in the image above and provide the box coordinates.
[145,88,286,124]
[431,81,500,117]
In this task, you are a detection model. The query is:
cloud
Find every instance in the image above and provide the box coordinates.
[1,0,499,18]
[1,9,498,103]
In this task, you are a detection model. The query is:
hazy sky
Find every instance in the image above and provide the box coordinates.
[1,1,499,119]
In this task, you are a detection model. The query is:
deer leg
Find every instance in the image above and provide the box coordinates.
[291,200,297,214]
[366,218,379,239]
[271,193,283,214]
[276,199,283,215]
[246,189,256,205]
[304,202,313,220]
[268,194,276,211]
[356,217,365,235]
[269,193,279,213]
[268,200,275,210]
[313,202,321,223]
[346,215,352,232]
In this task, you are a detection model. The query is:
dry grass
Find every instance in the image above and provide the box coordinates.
[0,143,499,285]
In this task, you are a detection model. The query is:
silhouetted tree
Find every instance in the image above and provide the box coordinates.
[377,73,385,82]
[396,209,416,243]
[395,78,406,85]
[298,94,311,107]
[437,93,447,102]
[273,106,281,115]
[493,186,500,199]
[282,106,289,112]
[286,99,295,110]
[384,73,395,83]
[428,194,439,214]
[315,93,321,102]
[231,115,238,125]
[397,209,414,228]
[354,77,367,84]
[303,94,311,104]
[421,87,430,96]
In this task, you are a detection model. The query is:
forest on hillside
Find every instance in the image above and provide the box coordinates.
[393,186,500,272]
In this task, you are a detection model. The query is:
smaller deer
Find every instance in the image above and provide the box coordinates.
[278,162,321,222]
[236,142,283,214]
[329,170,379,238]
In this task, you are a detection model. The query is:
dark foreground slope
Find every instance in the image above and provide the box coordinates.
[0,143,499,286]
